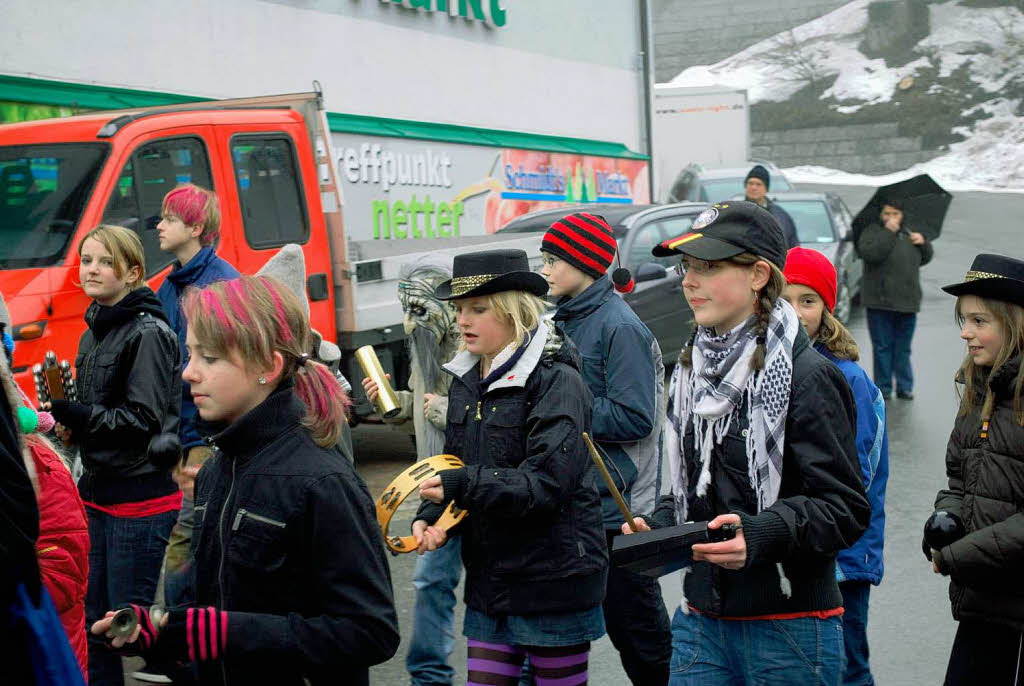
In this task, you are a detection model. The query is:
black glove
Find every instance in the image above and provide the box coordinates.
[147,433,183,470]
[104,605,228,663]
[161,607,229,662]
[46,399,91,434]
[102,604,161,657]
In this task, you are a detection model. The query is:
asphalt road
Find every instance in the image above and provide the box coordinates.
[124,184,1023,685]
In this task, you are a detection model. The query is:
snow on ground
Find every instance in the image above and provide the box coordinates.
[667,0,1024,192]
[921,2,1024,92]
[784,103,1024,193]
[668,0,1023,106]
[668,1,876,104]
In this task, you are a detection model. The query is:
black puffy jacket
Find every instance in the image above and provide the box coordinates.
[420,322,608,617]
[649,328,870,617]
[190,383,399,685]
[72,288,181,505]
[933,356,1024,630]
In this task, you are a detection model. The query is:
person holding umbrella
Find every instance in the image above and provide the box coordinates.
[856,197,934,400]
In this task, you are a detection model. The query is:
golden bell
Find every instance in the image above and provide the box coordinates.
[355,345,402,419]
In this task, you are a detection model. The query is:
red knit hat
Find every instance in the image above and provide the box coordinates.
[783,246,837,312]
[542,213,634,293]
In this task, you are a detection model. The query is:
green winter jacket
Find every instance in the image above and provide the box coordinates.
[857,223,934,313]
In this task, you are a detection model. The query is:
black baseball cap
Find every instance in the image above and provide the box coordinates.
[652,201,788,269]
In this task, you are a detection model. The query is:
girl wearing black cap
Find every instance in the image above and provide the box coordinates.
[624,203,869,684]
[413,248,608,686]
[929,254,1024,684]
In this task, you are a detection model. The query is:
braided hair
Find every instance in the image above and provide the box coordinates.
[679,252,785,371]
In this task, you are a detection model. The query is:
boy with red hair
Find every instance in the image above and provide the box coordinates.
[141,184,237,683]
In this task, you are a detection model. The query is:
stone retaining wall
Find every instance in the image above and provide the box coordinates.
[751,122,942,173]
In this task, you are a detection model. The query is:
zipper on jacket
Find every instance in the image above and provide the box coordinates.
[231,508,287,531]
[475,401,482,421]
[216,447,234,686]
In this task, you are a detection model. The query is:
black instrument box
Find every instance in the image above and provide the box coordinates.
[611,522,738,578]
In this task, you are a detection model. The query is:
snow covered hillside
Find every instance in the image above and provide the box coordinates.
[666,0,1024,191]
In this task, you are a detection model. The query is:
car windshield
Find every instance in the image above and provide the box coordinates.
[698,175,792,204]
[0,143,108,269]
[774,200,836,243]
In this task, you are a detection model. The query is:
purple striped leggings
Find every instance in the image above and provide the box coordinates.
[467,639,590,686]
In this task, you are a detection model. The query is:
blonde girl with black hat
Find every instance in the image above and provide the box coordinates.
[622,202,869,685]
[929,254,1024,685]
[413,248,607,686]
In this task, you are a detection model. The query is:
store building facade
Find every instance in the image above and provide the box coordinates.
[1,0,653,237]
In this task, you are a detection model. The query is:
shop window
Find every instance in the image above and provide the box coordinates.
[102,137,213,276]
[231,136,308,249]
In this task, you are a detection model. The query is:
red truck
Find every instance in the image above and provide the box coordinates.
[0,91,544,426]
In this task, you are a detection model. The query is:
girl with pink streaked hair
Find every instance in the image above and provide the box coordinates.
[91,275,399,686]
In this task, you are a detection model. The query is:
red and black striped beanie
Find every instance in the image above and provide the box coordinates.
[542,213,618,280]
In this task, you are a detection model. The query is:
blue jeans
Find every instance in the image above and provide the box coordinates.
[86,507,178,686]
[839,581,874,686]
[669,605,844,686]
[407,535,462,685]
[866,309,917,395]
[161,446,212,610]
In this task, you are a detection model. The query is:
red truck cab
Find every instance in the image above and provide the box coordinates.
[0,104,338,400]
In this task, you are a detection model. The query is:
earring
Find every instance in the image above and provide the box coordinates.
[258,377,267,385]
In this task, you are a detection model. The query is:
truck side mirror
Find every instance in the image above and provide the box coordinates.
[636,262,668,283]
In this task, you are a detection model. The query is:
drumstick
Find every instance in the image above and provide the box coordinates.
[582,432,638,533]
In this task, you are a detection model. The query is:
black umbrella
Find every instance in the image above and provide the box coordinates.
[852,174,953,243]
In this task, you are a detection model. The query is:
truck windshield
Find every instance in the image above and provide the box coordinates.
[0,143,108,269]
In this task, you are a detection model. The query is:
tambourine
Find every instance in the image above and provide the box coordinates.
[376,454,467,554]
[32,351,77,405]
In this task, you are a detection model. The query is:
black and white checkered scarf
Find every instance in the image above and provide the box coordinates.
[667,299,800,605]
[668,298,799,521]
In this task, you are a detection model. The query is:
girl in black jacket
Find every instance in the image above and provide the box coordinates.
[91,275,399,686]
[931,254,1024,685]
[45,225,180,686]
[414,249,607,686]
[626,203,868,685]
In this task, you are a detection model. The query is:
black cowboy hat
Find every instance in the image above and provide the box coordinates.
[434,248,548,301]
[942,253,1024,307]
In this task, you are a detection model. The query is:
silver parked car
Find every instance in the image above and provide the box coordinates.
[667,160,793,204]
[768,191,863,323]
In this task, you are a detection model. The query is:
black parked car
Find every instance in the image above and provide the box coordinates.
[498,202,709,362]
[761,191,863,323]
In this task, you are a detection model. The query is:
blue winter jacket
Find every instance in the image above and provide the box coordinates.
[156,247,239,450]
[816,343,888,585]
[554,276,659,529]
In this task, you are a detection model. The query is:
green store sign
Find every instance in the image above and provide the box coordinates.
[380,0,507,28]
